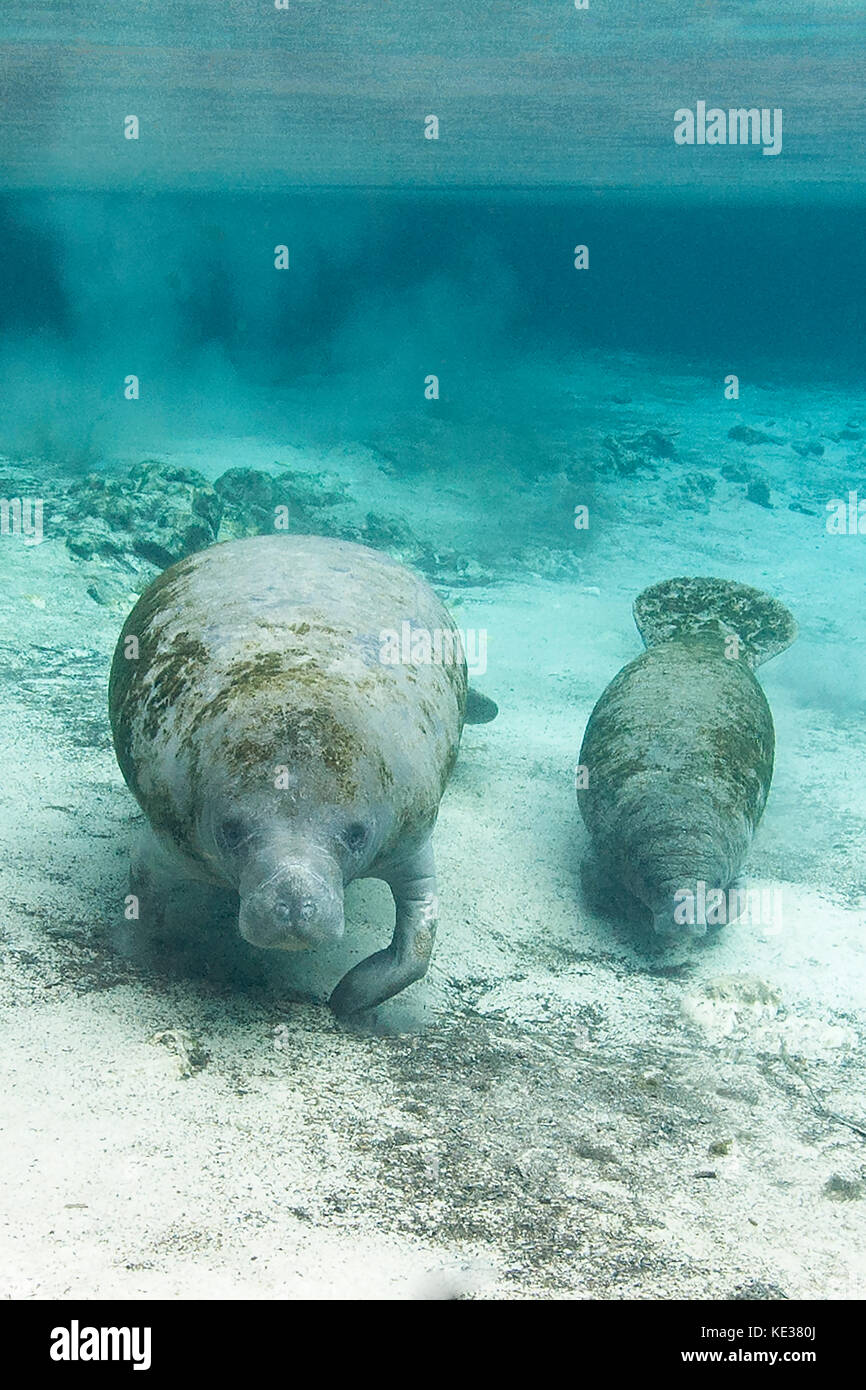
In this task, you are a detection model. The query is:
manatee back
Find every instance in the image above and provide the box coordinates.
[634,577,797,669]
[109,535,467,851]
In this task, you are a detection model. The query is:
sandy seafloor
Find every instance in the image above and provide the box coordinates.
[1,351,865,1301]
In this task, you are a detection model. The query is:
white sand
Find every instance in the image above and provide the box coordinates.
[1,353,865,1299]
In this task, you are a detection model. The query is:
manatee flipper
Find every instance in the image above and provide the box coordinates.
[329,842,438,1016]
[465,687,498,724]
[122,824,217,958]
[634,577,798,668]
[128,825,200,926]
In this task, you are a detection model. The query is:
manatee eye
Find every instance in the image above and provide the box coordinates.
[343,822,369,853]
[220,817,249,851]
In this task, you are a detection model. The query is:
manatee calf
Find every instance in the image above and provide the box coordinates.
[109,534,495,1014]
[576,577,797,937]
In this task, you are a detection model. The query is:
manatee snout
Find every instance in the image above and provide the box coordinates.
[239,855,345,951]
[627,819,739,940]
[650,882,712,940]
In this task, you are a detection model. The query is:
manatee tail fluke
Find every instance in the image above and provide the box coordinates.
[465,687,498,724]
[634,577,797,668]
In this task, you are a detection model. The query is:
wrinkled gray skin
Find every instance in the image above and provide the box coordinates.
[109,534,487,1015]
[577,578,797,939]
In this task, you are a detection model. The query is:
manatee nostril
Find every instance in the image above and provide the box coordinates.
[300,899,315,920]
[220,817,249,851]
[344,822,368,853]
[274,902,292,926]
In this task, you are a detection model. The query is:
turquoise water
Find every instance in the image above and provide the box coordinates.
[1,189,864,460]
